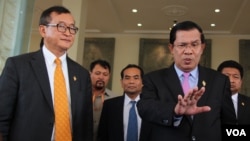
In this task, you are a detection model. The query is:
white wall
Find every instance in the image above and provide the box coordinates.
[83,34,250,95]
[207,35,248,69]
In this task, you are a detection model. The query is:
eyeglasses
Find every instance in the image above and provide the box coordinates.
[45,23,78,35]
[174,41,202,50]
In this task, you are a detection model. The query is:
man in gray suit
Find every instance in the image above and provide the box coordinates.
[0,5,93,141]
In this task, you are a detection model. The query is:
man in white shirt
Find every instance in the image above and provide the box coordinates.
[97,64,146,141]
[217,60,250,125]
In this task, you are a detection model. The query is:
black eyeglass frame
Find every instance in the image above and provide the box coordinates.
[45,23,78,35]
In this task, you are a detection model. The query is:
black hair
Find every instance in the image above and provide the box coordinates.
[39,38,44,48]
[120,64,144,79]
[90,59,111,72]
[217,60,244,78]
[39,5,71,26]
[169,21,205,44]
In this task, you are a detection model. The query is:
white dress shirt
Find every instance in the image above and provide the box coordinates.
[231,93,238,118]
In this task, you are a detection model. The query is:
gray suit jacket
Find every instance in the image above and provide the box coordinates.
[0,49,93,141]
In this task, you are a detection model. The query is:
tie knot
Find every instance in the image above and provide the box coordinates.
[130,101,136,106]
[183,72,190,78]
[55,58,61,65]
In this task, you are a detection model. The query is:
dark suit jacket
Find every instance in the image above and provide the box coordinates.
[97,95,150,141]
[237,93,250,125]
[137,64,236,141]
[0,49,93,141]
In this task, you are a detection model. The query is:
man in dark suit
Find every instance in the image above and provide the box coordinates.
[137,21,236,141]
[0,6,93,141]
[97,64,144,141]
[217,60,250,125]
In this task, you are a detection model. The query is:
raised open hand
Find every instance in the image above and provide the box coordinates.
[174,86,211,116]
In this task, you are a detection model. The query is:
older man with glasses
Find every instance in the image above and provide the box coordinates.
[0,5,93,141]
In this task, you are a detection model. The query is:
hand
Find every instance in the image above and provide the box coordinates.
[174,86,211,116]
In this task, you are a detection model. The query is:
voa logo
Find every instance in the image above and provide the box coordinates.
[226,129,246,136]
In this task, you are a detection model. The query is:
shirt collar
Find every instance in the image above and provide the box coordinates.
[174,64,198,79]
[232,93,238,100]
[42,45,67,65]
[124,94,140,106]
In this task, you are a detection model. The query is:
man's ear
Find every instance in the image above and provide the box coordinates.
[39,25,46,37]
[168,44,174,54]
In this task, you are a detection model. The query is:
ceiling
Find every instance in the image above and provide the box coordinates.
[34,0,250,35]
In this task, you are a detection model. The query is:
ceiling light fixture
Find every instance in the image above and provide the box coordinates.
[162,5,188,16]
[173,20,177,26]
[137,23,142,27]
[211,23,216,27]
[169,20,177,30]
[214,9,220,13]
[132,9,138,13]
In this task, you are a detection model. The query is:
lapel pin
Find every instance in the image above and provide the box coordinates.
[241,102,245,106]
[202,80,206,87]
[73,76,77,81]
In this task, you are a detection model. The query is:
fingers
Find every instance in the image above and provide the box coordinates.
[174,95,187,115]
[196,106,211,113]
[175,86,208,115]
[186,86,205,101]
[178,95,187,107]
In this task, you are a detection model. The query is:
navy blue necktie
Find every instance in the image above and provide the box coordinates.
[127,101,138,141]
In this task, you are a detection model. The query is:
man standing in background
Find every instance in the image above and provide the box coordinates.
[90,59,117,140]
[217,60,250,125]
[97,64,144,141]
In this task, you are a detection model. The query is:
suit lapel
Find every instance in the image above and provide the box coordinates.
[196,66,210,106]
[166,65,183,102]
[237,94,246,119]
[67,57,81,117]
[117,96,125,134]
[30,50,53,111]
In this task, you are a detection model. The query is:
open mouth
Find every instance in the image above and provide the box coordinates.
[184,58,192,64]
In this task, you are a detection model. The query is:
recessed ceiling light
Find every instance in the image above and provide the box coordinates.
[215,9,220,13]
[211,23,216,27]
[132,9,138,13]
[137,23,142,27]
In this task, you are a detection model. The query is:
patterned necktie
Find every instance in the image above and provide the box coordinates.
[182,72,190,95]
[54,58,72,141]
[127,101,138,141]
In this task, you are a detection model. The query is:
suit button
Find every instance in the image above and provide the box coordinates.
[191,136,196,141]
[162,120,168,124]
